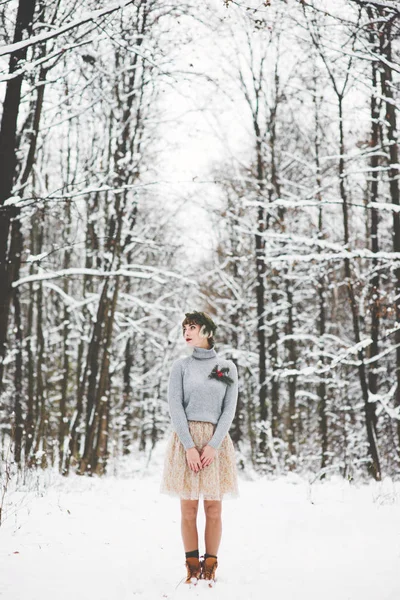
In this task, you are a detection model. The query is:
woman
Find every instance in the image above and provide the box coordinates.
[160,311,239,586]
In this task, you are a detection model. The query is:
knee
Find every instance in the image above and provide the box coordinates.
[181,502,198,521]
[204,501,221,520]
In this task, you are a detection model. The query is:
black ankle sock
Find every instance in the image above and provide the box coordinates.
[204,553,217,559]
[185,549,199,559]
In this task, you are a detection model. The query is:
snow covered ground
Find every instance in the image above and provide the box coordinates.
[0,442,399,600]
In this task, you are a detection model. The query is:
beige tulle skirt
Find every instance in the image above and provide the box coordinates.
[160,421,239,501]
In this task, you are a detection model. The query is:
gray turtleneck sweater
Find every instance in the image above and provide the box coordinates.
[167,346,238,451]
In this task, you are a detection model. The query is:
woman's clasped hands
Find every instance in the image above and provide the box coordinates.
[186,445,216,472]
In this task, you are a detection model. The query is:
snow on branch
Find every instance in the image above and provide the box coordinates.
[12,266,197,288]
[41,281,97,311]
[4,181,189,206]
[279,337,373,379]
[0,1,135,58]
[243,197,400,214]
[350,0,400,13]
[234,226,400,262]
[0,38,94,84]
[369,383,400,420]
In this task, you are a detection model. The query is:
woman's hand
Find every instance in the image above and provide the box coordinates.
[200,445,216,468]
[186,447,202,472]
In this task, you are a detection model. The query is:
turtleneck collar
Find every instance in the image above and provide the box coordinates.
[192,346,217,360]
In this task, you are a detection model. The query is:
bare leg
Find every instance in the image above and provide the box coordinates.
[180,499,199,552]
[204,500,222,555]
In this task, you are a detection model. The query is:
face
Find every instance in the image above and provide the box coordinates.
[183,322,209,348]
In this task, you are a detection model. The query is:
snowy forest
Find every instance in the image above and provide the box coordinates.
[1,0,400,484]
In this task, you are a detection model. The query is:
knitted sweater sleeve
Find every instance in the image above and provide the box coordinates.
[208,361,238,450]
[168,359,196,451]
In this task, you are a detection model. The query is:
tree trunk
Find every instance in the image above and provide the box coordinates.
[32,213,47,468]
[12,222,24,464]
[338,95,381,480]
[285,279,297,466]
[0,0,37,389]
[269,288,280,440]
[122,337,133,454]
[254,125,268,457]
[367,11,381,455]
[24,223,36,461]
[66,194,101,472]
[266,68,282,446]
[92,276,120,474]
[59,204,71,474]
[379,18,400,453]
[312,72,328,472]
[78,279,111,473]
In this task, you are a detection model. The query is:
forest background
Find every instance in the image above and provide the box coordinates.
[0,0,400,488]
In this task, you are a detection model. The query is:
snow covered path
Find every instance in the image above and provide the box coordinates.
[0,460,399,600]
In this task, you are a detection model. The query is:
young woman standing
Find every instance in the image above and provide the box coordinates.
[160,311,239,586]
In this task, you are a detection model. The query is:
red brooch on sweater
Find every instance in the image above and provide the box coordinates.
[208,365,234,386]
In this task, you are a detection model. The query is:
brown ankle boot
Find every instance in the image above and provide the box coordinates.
[202,556,218,586]
[185,557,201,584]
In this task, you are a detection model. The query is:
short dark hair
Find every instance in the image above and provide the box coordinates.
[182,311,217,348]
